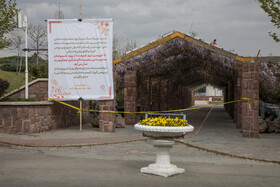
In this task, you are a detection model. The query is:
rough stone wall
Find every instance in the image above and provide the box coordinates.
[0,102,53,134]
[187,89,194,107]
[0,78,91,134]
[240,63,259,138]
[139,77,150,119]
[235,70,242,128]
[2,79,48,101]
[0,100,89,134]
[52,100,90,128]
[167,82,177,109]
[137,77,194,116]
[160,80,169,111]
[177,86,183,109]
[227,82,234,119]
[124,70,137,125]
[99,100,116,132]
[224,87,228,113]
[151,78,161,111]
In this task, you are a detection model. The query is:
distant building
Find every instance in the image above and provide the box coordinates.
[206,86,223,96]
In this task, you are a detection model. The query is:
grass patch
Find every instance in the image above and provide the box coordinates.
[0,69,26,93]
[0,97,38,102]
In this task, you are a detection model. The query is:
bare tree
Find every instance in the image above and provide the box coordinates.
[55,2,64,19]
[27,23,47,65]
[7,29,24,74]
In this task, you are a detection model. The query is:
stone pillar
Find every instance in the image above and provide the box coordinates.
[182,87,188,108]
[191,90,195,106]
[227,82,234,119]
[177,85,183,109]
[160,80,168,111]
[140,76,150,119]
[99,100,116,132]
[240,63,259,138]
[224,87,228,112]
[186,88,191,107]
[151,78,161,111]
[124,70,137,125]
[167,82,174,109]
[235,70,242,128]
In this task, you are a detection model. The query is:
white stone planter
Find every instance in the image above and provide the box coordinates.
[134,123,194,177]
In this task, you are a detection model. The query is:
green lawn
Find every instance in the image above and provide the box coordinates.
[0,69,26,93]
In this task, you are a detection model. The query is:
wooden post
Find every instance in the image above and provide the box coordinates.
[79,98,83,132]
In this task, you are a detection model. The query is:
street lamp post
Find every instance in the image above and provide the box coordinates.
[17,12,28,99]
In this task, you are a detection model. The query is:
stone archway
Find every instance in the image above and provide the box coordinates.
[115,31,260,138]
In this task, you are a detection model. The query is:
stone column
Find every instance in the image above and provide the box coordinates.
[151,78,161,111]
[182,87,188,108]
[235,70,242,128]
[227,82,234,119]
[124,70,137,125]
[224,87,228,112]
[140,76,150,119]
[240,63,259,138]
[160,80,168,111]
[99,100,116,132]
[177,85,183,109]
[191,90,195,106]
[167,82,174,109]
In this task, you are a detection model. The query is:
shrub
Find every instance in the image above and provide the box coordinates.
[29,63,48,79]
[0,97,38,102]
[0,53,47,72]
[0,78,9,96]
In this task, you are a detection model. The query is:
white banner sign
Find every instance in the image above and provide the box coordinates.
[48,19,114,100]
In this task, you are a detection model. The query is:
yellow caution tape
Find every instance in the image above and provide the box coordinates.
[48,97,259,114]
[240,97,259,102]
[48,97,82,113]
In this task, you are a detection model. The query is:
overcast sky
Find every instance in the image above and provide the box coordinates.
[1,0,280,57]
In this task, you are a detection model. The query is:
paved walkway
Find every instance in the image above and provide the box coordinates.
[0,105,279,162]
[0,106,211,147]
[1,106,280,186]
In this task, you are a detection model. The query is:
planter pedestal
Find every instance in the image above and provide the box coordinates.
[141,139,184,177]
[134,123,194,177]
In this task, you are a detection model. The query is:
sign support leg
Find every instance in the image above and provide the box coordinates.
[80,99,83,132]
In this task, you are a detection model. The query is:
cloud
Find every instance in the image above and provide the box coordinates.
[8,0,280,57]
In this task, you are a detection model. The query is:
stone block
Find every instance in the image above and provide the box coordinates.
[38,108,44,115]
[107,121,115,133]
[242,118,250,130]
[258,119,267,133]
[116,116,125,128]
[242,130,259,138]
[90,117,99,127]
[23,120,30,132]
[267,121,280,133]
[250,131,259,138]
[242,63,248,72]
[29,124,35,133]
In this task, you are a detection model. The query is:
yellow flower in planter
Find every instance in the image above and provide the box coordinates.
[139,116,188,127]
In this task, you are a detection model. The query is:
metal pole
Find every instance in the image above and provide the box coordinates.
[80,99,82,132]
[79,0,82,20]
[24,16,28,99]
